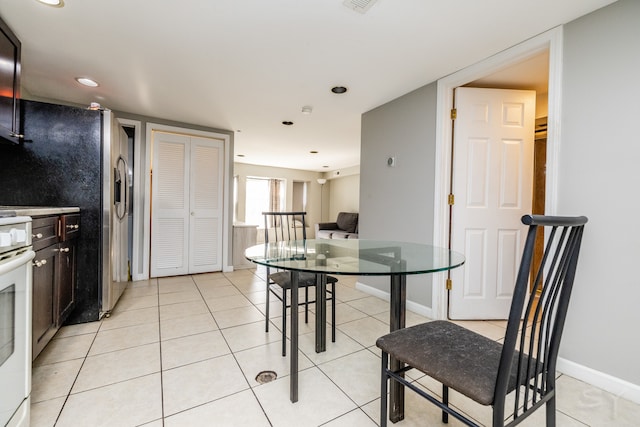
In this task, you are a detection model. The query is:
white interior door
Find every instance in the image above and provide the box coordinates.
[449,87,535,319]
[150,132,190,277]
[189,136,224,273]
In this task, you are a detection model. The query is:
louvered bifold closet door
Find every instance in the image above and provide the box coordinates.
[189,136,224,273]
[150,132,190,277]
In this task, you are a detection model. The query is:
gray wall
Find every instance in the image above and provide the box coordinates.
[359,0,639,388]
[558,0,640,385]
[360,82,438,307]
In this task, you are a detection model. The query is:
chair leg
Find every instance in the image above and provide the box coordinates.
[380,351,389,427]
[546,394,557,427]
[282,289,287,357]
[331,284,336,342]
[442,385,449,424]
[265,283,270,333]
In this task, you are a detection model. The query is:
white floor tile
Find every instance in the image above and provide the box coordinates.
[31,359,84,403]
[88,322,159,355]
[298,329,365,365]
[72,342,161,393]
[162,354,249,416]
[33,333,94,366]
[159,300,210,321]
[160,312,218,341]
[319,349,381,406]
[164,389,271,427]
[158,289,203,306]
[205,294,253,312]
[99,305,158,331]
[220,320,282,352]
[322,408,378,426]
[53,321,101,339]
[212,305,265,329]
[29,396,66,427]
[556,375,640,426]
[337,316,390,348]
[161,330,230,370]
[57,374,163,427]
[254,367,357,427]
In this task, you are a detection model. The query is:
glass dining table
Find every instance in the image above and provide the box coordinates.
[245,238,465,421]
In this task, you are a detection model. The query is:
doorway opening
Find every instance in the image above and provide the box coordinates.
[432,27,563,320]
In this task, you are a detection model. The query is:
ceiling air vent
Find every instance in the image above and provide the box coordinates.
[343,0,379,14]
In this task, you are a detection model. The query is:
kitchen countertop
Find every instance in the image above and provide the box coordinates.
[0,206,80,216]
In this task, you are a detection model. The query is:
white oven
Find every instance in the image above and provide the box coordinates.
[0,215,34,427]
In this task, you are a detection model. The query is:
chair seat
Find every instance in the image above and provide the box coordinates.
[269,271,338,289]
[376,320,540,406]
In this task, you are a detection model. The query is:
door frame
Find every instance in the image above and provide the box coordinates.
[431,26,563,320]
[143,122,232,279]
[118,118,144,281]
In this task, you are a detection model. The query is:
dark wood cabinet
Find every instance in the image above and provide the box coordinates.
[31,213,79,360]
[0,15,22,144]
[58,213,79,325]
[32,216,60,359]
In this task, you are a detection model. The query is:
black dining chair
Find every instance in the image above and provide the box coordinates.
[262,211,338,356]
[376,214,587,426]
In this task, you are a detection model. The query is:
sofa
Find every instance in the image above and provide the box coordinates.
[315,212,359,239]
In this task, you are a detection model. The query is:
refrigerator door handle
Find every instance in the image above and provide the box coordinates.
[115,155,127,220]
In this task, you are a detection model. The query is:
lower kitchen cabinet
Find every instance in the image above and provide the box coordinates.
[32,239,59,360]
[58,214,79,324]
[31,213,79,360]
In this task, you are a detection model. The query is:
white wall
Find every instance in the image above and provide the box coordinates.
[557,0,640,387]
[327,173,360,221]
[233,162,325,236]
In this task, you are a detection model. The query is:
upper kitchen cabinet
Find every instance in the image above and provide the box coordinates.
[0,15,21,144]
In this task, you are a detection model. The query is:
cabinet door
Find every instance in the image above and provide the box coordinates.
[189,136,224,273]
[57,241,76,325]
[32,246,59,360]
[150,132,190,277]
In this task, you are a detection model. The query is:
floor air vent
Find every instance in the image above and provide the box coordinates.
[255,370,277,384]
[343,0,379,14]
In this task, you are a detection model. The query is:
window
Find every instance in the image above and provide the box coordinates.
[245,177,285,226]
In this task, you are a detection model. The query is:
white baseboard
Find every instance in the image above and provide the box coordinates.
[354,281,434,320]
[557,357,640,405]
[355,281,640,405]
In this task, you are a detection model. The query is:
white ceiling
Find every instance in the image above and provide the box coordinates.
[0,0,616,172]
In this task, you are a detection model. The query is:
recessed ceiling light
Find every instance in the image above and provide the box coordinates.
[76,77,99,87]
[36,0,64,7]
[323,165,330,168]
[310,151,318,154]
[331,86,348,94]
[282,121,294,126]
[237,154,245,157]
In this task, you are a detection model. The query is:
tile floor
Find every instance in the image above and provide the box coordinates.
[30,269,640,426]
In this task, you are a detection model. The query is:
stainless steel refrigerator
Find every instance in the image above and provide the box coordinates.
[101,110,130,315]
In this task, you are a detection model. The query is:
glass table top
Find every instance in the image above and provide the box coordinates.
[245,239,465,276]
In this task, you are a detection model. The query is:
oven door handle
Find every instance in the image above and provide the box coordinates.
[0,249,36,276]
